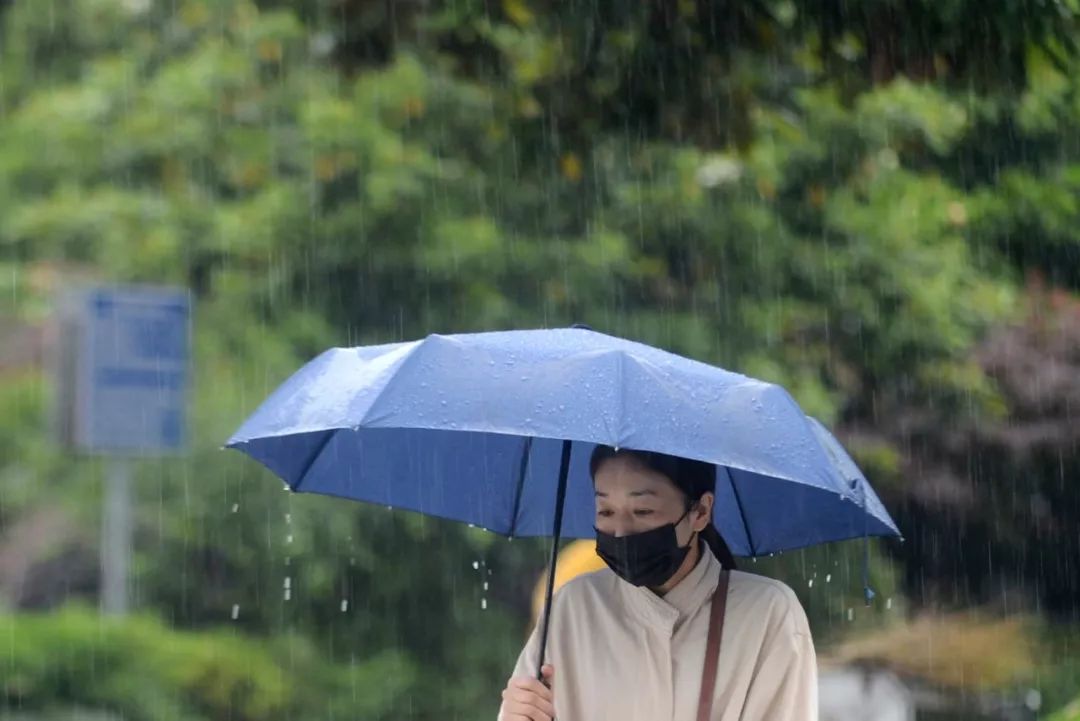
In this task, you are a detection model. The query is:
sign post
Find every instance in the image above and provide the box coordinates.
[102,457,133,615]
[55,285,191,616]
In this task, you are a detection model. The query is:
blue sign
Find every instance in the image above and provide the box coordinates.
[75,286,191,454]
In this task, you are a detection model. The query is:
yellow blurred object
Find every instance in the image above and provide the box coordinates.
[947,200,969,227]
[502,0,535,26]
[402,96,425,119]
[560,153,584,182]
[179,0,209,28]
[530,539,606,625]
[314,155,338,181]
[257,39,283,63]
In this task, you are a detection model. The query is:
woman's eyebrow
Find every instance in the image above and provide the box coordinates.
[594,489,658,498]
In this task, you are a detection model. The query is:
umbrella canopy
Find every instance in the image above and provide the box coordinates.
[226,327,900,556]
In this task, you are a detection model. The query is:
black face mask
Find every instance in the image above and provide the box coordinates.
[595,509,694,588]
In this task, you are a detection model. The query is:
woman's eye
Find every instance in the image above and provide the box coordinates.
[633,510,654,517]
[597,510,613,517]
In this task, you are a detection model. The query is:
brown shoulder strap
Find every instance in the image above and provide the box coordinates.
[696,570,730,721]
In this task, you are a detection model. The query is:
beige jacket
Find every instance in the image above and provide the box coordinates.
[506,546,818,721]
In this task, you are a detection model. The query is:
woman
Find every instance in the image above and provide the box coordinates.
[498,446,818,721]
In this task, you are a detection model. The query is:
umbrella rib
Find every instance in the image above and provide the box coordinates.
[356,339,429,426]
[616,352,627,446]
[723,466,758,556]
[291,429,339,493]
[508,436,533,538]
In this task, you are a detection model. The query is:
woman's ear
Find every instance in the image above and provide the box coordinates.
[692,492,715,532]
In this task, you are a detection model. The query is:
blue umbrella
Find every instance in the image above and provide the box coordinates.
[226,327,900,672]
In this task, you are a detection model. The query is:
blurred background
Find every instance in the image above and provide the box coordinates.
[0,0,1078,719]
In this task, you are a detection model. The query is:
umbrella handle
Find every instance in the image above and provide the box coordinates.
[535,438,573,681]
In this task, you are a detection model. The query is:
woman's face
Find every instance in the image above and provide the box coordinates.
[594,455,702,543]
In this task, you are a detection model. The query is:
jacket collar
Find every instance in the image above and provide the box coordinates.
[617,541,721,635]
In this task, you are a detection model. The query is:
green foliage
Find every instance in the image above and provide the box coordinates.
[1048,699,1080,721]
[0,606,416,720]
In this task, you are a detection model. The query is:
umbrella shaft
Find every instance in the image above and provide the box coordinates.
[536,438,573,680]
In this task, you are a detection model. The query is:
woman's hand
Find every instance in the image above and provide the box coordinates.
[498,664,555,721]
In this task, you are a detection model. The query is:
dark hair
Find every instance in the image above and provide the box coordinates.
[589,445,737,570]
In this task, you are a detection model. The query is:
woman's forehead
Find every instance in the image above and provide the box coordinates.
[594,456,679,497]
